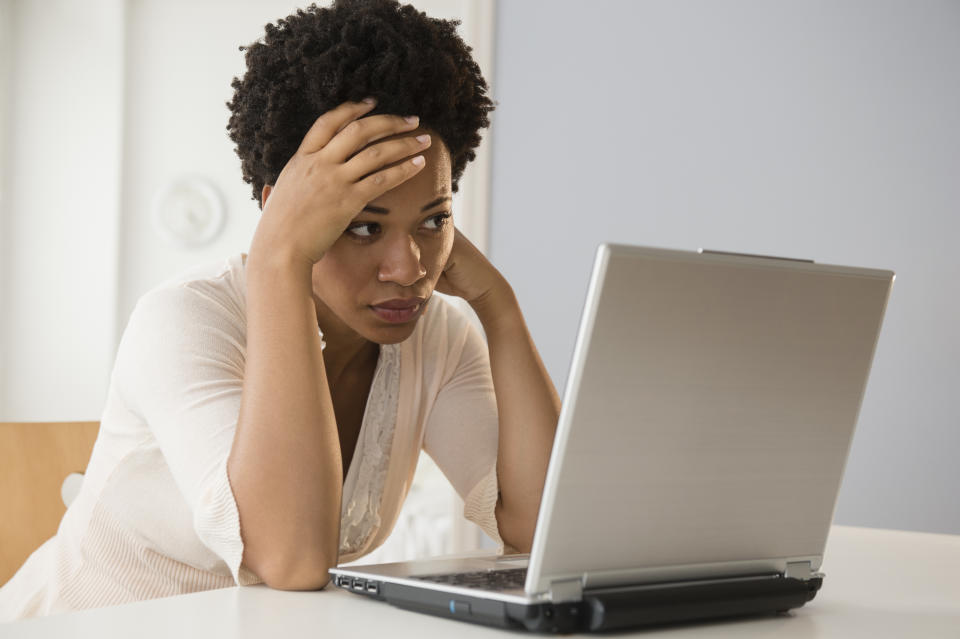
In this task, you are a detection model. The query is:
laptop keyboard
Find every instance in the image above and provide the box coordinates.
[413,567,527,591]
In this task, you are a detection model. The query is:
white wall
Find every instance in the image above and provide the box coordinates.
[489,0,960,534]
[0,0,13,411]
[0,0,125,422]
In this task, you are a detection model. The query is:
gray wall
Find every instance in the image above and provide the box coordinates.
[489,0,959,535]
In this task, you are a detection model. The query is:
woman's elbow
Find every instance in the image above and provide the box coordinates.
[266,572,332,591]
[255,555,334,591]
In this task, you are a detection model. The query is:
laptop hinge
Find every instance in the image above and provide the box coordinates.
[549,577,584,603]
[785,561,816,581]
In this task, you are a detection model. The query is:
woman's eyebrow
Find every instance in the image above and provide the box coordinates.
[362,196,451,215]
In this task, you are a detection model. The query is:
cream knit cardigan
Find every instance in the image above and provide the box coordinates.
[0,253,505,621]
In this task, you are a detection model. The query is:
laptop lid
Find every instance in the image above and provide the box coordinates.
[526,244,894,597]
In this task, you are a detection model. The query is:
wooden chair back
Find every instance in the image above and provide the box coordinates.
[0,421,100,586]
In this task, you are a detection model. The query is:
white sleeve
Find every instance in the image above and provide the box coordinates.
[113,283,259,585]
[421,318,517,553]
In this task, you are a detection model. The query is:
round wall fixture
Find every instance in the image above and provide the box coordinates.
[152,175,226,247]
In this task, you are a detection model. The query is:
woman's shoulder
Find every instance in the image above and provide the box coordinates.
[418,293,478,334]
[130,253,248,324]
[146,252,246,299]
[413,293,484,360]
[119,253,248,356]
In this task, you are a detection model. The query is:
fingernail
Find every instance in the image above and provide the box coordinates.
[416,134,430,144]
[412,155,425,166]
[404,115,419,124]
[362,96,376,105]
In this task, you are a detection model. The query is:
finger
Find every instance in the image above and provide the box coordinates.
[322,113,421,164]
[340,133,431,182]
[352,154,427,203]
[298,99,377,155]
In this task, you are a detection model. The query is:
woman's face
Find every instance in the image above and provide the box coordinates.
[311,128,454,345]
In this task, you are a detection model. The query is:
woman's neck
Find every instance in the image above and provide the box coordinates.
[313,297,379,385]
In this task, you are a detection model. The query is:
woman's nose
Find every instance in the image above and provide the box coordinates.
[377,235,427,286]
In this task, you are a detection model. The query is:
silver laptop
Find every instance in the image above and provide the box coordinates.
[329,243,894,632]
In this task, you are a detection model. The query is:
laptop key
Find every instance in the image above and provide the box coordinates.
[413,567,527,590]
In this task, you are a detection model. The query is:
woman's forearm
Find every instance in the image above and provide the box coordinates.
[227,249,342,589]
[471,282,561,553]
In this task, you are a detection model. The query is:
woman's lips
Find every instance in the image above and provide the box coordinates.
[369,298,427,324]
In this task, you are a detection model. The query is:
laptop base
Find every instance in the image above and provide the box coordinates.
[336,574,823,633]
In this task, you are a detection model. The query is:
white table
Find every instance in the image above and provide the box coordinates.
[3,525,959,638]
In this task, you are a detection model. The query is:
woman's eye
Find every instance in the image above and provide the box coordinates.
[346,213,449,240]
[346,222,380,238]
[423,213,451,231]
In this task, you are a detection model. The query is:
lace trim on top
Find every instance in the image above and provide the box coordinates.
[338,342,401,555]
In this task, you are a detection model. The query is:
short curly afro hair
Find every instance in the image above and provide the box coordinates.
[226,0,495,210]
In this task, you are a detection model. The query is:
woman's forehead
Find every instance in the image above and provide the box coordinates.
[365,133,452,211]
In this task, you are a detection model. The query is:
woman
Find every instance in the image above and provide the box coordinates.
[0,0,559,619]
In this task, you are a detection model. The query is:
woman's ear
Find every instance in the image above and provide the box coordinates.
[261,184,273,210]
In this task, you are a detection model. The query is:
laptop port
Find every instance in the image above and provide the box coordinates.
[352,577,365,590]
[336,575,351,588]
[366,582,379,595]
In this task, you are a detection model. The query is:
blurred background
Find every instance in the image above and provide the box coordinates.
[0,0,956,570]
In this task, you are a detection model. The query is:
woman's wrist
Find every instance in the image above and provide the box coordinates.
[247,238,318,282]
[469,279,522,334]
